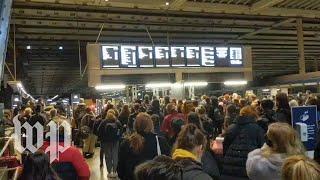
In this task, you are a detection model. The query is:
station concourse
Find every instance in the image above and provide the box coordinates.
[1,0,320,180]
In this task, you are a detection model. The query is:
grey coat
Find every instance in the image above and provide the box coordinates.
[246,144,287,180]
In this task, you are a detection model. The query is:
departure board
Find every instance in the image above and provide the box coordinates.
[186,46,201,66]
[138,46,154,67]
[171,46,186,66]
[121,46,137,67]
[101,45,120,67]
[155,46,170,67]
[100,45,243,68]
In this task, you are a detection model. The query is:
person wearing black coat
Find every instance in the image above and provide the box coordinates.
[117,113,170,180]
[257,99,276,133]
[222,106,265,180]
[274,92,291,124]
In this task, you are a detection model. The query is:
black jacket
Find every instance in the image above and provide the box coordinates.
[257,110,276,133]
[314,129,320,164]
[274,108,291,124]
[117,133,170,180]
[222,116,264,178]
[128,112,139,131]
[176,158,212,180]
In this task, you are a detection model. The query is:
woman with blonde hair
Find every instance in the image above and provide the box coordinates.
[282,155,320,180]
[117,113,170,180]
[246,123,305,180]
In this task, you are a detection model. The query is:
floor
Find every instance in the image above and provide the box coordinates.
[84,148,119,180]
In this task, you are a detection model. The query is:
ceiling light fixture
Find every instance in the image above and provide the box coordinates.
[184,81,208,87]
[224,80,248,86]
[26,45,31,50]
[146,83,172,88]
[59,46,63,50]
[95,84,126,90]
[165,2,169,5]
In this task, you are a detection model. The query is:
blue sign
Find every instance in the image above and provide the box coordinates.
[291,106,318,151]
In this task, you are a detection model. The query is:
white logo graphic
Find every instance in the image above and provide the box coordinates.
[300,111,309,122]
[12,119,71,163]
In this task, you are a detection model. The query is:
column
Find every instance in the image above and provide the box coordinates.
[314,57,318,72]
[297,18,305,74]
[243,46,253,81]
[171,71,184,99]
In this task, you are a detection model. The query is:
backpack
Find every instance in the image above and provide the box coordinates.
[102,122,122,142]
[79,125,90,139]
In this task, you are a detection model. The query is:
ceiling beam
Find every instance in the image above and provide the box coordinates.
[236,18,296,40]
[251,0,285,12]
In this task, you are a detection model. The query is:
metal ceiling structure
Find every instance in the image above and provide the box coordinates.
[7,0,320,95]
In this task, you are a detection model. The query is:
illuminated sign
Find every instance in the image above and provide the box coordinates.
[101,45,243,68]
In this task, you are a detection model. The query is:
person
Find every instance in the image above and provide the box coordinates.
[168,118,185,147]
[246,123,305,180]
[187,112,205,134]
[41,119,90,180]
[98,111,122,177]
[196,106,214,137]
[80,107,97,158]
[223,104,238,131]
[29,104,46,145]
[162,96,171,116]
[182,101,195,118]
[73,99,87,129]
[161,103,185,138]
[19,151,59,180]
[274,93,291,124]
[172,124,212,180]
[151,114,161,135]
[118,104,130,132]
[208,96,224,137]
[177,100,183,113]
[149,99,163,121]
[282,155,320,180]
[128,103,140,132]
[24,107,33,121]
[143,95,151,111]
[222,106,265,180]
[135,155,183,180]
[257,99,276,132]
[117,113,170,180]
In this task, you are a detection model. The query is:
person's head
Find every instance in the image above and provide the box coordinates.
[120,104,130,118]
[210,96,218,107]
[182,101,194,115]
[151,99,161,111]
[164,96,170,104]
[276,92,290,110]
[151,114,160,125]
[226,104,238,118]
[35,104,42,114]
[129,113,154,153]
[106,112,117,123]
[192,100,199,108]
[175,124,207,160]
[50,108,57,118]
[195,105,206,116]
[239,98,247,108]
[282,155,320,180]
[20,151,58,180]
[187,112,202,131]
[306,97,317,106]
[171,98,177,105]
[85,107,92,114]
[133,103,141,112]
[289,99,299,107]
[24,107,33,116]
[240,105,258,119]
[263,123,305,157]
[144,95,150,103]
[166,103,177,114]
[171,119,185,136]
[135,155,183,180]
[260,99,274,111]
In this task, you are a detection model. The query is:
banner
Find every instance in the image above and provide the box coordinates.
[291,106,318,151]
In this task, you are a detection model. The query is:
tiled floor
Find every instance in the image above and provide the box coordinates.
[84,148,119,180]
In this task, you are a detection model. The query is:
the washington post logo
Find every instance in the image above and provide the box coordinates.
[12,119,71,163]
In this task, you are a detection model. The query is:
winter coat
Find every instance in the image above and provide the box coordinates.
[176,158,213,180]
[222,116,265,178]
[201,150,220,179]
[246,145,288,180]
[257,110,276,133]
[315,129,320,164]
[117,132,170,180]
[274,108,291,125]
[97,119,122,143]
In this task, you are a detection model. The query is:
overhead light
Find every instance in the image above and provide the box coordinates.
[291,83,303,87]
[14,97,19,102]
[59,46,63,50]
[184,81,208,87]
[95,84,126,90]
[165,2,169,5]
[262,89,270,92]
[105,0,109,1]
[17,82,22,88]
[305,82,317,86]
[74,95,79,99]
[224,80,248,86]
[52,95,59,100]
[146,83,172,88]
[26,45,31,50]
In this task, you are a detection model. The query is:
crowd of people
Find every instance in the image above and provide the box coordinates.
[3,92,320,180]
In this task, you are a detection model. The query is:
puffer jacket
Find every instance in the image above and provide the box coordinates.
[246,145,288,180]
[222,116,265,178]
[176,158,213,180]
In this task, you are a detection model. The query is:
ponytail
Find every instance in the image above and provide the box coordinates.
[129,132,145,153]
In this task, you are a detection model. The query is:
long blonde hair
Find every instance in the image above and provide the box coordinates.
[282,155,320,180]
[262,123,305,157]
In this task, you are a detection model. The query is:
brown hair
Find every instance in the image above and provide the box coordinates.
[182,101,194,115]
[166,103,177,114]
[195,105,206,115]
[175,124,206,152]
[240,105,258,118]
[106,112,117,123]
[119,104,130,118]
[262,123,305,157]
[282,155,320,180]
[129,113,154,153]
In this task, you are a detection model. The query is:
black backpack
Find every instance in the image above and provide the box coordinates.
[102,122,121,142]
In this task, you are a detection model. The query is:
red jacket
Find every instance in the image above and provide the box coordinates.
[41,141,90,180]
[161,112,185,137]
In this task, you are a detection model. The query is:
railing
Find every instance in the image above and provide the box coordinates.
[0,0,13,81]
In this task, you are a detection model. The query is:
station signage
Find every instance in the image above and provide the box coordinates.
[101,44,243,68]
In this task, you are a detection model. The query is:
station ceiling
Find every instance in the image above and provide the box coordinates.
[7,0,320,95]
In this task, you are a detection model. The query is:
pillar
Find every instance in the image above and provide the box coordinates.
[314,57,318,72]
[297,18,305,74]
[243,46,253,81]
[171,71,184,99]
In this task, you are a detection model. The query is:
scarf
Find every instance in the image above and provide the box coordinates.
[172,148,197,161]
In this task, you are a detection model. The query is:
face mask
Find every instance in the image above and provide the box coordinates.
[265,134,273,147]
